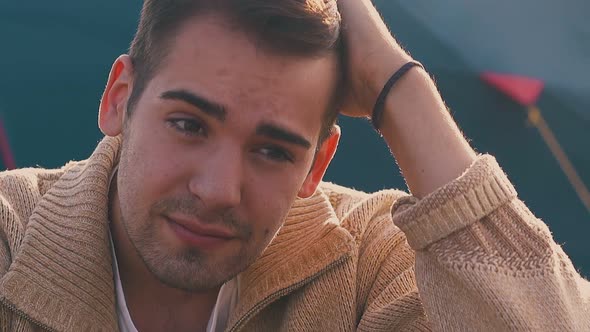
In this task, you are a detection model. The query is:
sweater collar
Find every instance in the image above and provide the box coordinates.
[0,136,122,331]
[226,188,355,331]
[0,136,354,331]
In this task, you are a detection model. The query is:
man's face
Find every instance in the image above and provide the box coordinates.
[113,15,339,291]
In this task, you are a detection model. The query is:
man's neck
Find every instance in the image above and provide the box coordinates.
[109,178,220,332]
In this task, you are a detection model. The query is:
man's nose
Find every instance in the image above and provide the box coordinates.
[187,148,243,212]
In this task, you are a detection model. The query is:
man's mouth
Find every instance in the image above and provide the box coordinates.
[164,214,235,249]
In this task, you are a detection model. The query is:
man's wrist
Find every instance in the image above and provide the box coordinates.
[378,67,437,135]
[371,61,425,130]
[364,51,414,113]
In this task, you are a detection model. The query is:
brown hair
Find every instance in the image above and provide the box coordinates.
[128,0,342,143]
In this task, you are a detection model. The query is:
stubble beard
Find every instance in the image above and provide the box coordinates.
[121,211,256,292]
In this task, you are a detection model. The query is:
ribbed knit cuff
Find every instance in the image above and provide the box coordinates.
[391,155,518,250]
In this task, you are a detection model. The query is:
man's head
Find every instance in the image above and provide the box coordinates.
[99,0,343,292]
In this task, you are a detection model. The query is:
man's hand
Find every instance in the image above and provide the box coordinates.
[337,0,412,118]
[337,0,477,198]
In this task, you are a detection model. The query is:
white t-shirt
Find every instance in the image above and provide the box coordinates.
[109,236,237,332]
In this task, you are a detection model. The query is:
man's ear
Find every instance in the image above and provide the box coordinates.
[98,55,134,137]
[298,125,341,198]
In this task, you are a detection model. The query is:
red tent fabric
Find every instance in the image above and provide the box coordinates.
[0,118,16,170]
[480,72,545,106]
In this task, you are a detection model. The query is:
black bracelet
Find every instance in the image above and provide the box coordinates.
[371,60,424,131]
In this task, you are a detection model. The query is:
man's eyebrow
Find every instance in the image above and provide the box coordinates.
[256,123,312,149]
[160,89,226,121]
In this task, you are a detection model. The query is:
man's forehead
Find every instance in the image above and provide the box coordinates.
[163,19,334,88]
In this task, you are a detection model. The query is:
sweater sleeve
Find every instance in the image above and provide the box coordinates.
[391,154,590,331]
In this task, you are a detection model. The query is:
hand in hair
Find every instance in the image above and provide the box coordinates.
[336,0,414,119]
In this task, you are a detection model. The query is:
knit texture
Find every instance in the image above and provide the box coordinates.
[0,136,588,331]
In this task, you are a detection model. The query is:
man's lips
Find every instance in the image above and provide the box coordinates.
[165,214,236,248]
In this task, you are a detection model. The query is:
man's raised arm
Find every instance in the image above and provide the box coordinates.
[337,0,590,330]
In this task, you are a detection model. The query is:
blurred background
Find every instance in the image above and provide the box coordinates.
[1,1,588,277]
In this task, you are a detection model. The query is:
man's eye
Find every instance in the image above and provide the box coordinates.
[167,118,206,137]
[258,146,294,163]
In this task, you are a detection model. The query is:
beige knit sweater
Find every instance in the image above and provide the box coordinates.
[0,136,588,331]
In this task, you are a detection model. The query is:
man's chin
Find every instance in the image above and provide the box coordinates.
[139,250,239,292]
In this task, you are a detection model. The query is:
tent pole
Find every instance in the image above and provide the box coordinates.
[527,105,590,214]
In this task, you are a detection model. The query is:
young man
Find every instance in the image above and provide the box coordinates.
[0,0,588,331]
